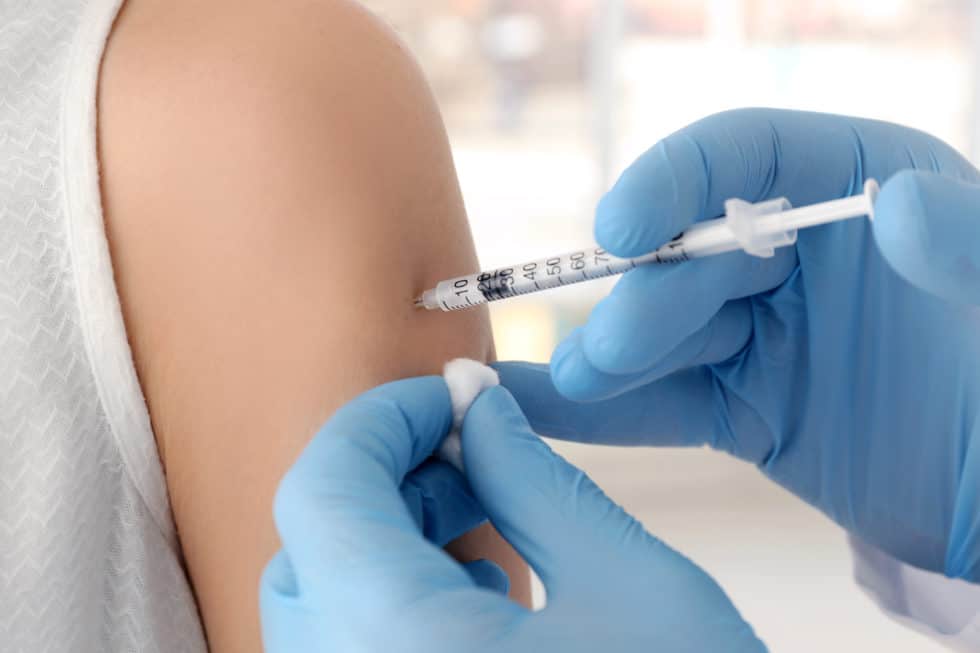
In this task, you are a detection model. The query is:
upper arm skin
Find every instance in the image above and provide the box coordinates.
[98,1,528,649]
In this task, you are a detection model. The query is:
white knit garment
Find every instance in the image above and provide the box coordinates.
[439,359,500,472]
[0,1,206,651]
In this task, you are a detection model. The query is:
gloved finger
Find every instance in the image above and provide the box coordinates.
[462,386,682,591]
[273,376,473,605]
[596,108,977,259]
[261,550,298,599]
[874,169,980,306]
[463,559,511,596]
[550,300,750,402]
[579,249,793,375]
[401,459,486,548]
[260,551,328,649]
[494,361,716,448]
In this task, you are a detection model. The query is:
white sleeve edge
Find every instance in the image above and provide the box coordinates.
[850,536,980,651]
[61,0,178,550]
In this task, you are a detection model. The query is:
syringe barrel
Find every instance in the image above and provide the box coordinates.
[420,222,740,311]
[422,246,638,311]
[633,217,741,263]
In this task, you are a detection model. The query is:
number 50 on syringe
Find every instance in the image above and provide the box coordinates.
[415,181,879,312]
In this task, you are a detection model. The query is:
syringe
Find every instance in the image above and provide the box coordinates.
[415,180,879,312]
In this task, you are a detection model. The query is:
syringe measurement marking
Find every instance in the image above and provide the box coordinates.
[454,247,671,309]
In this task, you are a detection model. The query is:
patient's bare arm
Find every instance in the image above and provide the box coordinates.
[97,0,528,650]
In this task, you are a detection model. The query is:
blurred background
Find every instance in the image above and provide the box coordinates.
[362,1,974,650]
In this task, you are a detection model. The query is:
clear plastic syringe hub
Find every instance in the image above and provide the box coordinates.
[725,196,796,258]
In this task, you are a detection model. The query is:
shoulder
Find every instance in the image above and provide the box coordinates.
[101,0,414,95]
[99,0,455,235]
[98,0,493,430]
[98,0,484,376]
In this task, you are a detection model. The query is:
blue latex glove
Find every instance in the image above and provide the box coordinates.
[496,108,980,582]
[260,377,765,652]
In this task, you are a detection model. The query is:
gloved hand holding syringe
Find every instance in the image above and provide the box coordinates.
[416,180,878,311]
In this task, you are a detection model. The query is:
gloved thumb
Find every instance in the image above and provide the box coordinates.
[874,169,980,306]
[461,386,654,595]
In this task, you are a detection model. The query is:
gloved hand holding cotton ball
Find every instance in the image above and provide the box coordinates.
[261,368,766,652]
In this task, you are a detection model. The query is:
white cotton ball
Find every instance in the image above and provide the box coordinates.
[438,358,500,473]
[438,434,465,475]
[444,358,501,429]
